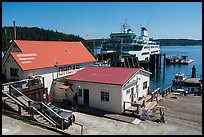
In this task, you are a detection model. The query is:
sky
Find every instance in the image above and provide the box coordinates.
[2,2,202,40]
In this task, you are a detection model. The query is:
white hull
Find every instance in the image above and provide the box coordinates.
[101,22,160,63]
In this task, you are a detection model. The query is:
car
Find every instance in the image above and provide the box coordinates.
[44,102,75,129]
[173,88,188,96]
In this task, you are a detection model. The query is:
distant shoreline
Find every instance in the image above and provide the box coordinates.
[160,45,202,46]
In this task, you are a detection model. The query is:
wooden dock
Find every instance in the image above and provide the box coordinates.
[166,55,194,65]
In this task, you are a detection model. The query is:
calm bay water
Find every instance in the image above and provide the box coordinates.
[149,45,202,91]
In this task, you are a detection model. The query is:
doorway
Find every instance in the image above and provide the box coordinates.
[131,87,134,105]
[83,89,89,105]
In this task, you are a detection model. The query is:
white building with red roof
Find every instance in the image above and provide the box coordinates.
[2,40,96,100]
[53,66,151,113]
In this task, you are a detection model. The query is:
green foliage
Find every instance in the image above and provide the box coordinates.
[2,26,87,52]
[156,39,202,46]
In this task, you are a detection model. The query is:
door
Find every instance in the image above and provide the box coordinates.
[83,89,89,105]
[131,87,134,105]
[136,85,139,101]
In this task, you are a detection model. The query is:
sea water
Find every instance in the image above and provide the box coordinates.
[149,45,202,92]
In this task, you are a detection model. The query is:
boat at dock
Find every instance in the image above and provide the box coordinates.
[101,20,160,64]
[166,55,194,65]
[172,72,187,86]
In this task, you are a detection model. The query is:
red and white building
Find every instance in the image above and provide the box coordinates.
[53,66,152,113]
[2,40,96,95]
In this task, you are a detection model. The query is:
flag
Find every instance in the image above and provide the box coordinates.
[86,33,88,39]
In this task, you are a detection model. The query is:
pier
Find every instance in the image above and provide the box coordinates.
[122,85,172,118]
[166,55,194,65]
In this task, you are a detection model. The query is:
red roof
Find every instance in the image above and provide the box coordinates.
[66,66,143,85]
[11,40,96,70]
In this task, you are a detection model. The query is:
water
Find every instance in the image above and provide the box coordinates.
[149,45,202,92]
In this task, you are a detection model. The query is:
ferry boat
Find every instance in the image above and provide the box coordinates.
[172,72,187,86]
[101,21,160,64]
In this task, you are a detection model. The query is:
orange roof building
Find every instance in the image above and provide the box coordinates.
[2,40,96,94]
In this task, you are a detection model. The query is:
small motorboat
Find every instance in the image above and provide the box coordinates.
[172,72,187,86]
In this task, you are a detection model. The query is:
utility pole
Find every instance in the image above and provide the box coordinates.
[4,28,7,51]
[13,21,16,40]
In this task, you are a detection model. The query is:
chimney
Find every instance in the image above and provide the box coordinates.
[13,21,16,40]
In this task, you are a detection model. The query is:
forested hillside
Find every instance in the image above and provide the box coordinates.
[157,39,202,46]
[2,26,87,51]
[2,26,202,52]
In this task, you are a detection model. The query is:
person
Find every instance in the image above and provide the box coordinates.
[73,93,78,105]
[160,112,165,123]
[43,93,46,103]
[46,93,50,103]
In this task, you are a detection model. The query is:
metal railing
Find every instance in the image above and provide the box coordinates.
[2,76,44,94]
[2,82,67,129]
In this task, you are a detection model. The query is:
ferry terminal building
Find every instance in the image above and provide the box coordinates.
[2,40,96,100]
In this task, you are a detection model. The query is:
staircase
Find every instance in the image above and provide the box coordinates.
[2,84,67,130]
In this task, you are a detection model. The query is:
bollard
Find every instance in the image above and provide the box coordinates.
[136,104,140,115]
[18,105,21,116]
[28,100,31,106]
[123,102,125,112]
[162,91,164,97]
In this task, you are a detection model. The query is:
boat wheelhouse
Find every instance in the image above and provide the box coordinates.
[172,72,187,86]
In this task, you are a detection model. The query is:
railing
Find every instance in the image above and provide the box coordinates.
[10,85,65,129]
[2,76,44,94]
[9,85,32,105]
[123,101,140,115]
[123,85,173,116]
[2,90,25,108]
[28,105,57,128]
[2,82,68,129]
[32,102,62,128]
[162,85,172,97]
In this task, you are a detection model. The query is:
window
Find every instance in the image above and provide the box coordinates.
[10,68,19,77]
[126,89,130,94]
[78,89,82,97]
[101,91,109,102]
[143,81,147,90]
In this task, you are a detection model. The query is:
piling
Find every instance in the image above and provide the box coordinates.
[149,54,156,73]
[159,54,162,68]
[156,54,160,70]
[163,54,166,70]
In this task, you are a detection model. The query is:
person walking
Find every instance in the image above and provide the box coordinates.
[73,93,78,106]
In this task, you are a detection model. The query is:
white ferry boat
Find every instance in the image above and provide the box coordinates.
[101,21,160,64]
